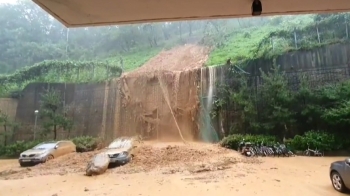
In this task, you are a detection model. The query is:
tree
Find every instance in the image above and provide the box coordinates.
[0,110,20,146]
[257,63,295,138]
[40,89,73,140]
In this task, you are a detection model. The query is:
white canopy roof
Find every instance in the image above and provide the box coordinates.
[33,0,350,27]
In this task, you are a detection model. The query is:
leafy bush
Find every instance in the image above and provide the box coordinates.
[0,136,101,157]
[220,134,277,150]
[72,136,99,152]
[1,140,42,157]
[0,145,5,156]
[290,130,338,151]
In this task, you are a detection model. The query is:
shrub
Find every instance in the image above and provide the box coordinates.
[72,136,99,152]
[2,140,42,157]
[220,134,277,150]
[0,145,5,156]
[289,130,338,151]
[0,136,101,157]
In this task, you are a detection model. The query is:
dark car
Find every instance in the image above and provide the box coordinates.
[105,139,134,165]
[330,158,350,192]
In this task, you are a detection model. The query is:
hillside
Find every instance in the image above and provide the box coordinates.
[126,44,209,77]
[0,0,306,74]
[1,0,350,97]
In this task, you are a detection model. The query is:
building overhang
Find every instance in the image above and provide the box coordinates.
[33,0,350,27]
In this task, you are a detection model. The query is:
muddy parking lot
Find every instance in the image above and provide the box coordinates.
[0,142,347,196]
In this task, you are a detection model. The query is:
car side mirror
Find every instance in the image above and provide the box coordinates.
[54,145,58,149]
[345,158,350,164]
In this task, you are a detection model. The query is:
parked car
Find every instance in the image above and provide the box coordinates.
[18,140,76,167]
[330,158,350,192]
[105,138,134,166]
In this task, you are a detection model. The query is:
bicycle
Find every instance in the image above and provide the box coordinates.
[303,144,324,157]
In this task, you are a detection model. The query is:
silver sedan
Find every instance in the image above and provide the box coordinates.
[330,158,350,193]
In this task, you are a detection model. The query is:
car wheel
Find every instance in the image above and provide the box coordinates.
[331,171,346,192]
[46,155,54,162]
[20,162,28,167]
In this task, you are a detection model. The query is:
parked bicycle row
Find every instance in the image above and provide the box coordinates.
[237,140,324,157]
[238,140,294,157]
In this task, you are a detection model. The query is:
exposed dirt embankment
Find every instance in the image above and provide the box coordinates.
[115,44,210,141]
[120,142,261,174]
[125,44,209,77]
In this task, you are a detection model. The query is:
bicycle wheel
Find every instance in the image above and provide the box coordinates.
[319,151,324,157]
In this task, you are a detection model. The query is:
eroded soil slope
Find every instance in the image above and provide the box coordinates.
[115,44,209,141]
[125,44,209,77]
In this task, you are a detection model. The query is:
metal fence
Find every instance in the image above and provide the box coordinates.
[269,20,350,53]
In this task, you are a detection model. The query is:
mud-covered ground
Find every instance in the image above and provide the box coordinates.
[0,142,260,179]
[0,141,346,196]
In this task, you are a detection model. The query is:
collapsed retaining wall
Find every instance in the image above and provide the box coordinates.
[110,69,201,141]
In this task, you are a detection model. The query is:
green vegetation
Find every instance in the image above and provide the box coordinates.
[0,112,20,147]
[1,1,349,92]
[0,61,122,97]
[208,13,350,65]
[72,136,100,153]
[220,134,277,150]
[2,3,349,95]
[0,140,42,158]
[0,136,101,157]
[0,87,100,156]
[2,1,350,153]
[215,61,350,152]
[104,48,163,71]
[40,89,74,140]
[220,131,348,152]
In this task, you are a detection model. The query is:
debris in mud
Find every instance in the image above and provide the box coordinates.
[187,157,261,174]
[0,142,262,180]
[0,150,103,179]
[119,143,225,172]
[0,168,24,177]
[85,153,110,176]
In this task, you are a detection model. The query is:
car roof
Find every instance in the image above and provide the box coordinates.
[58,140,73,143]
[39,141,58,144]
[38,140,74,145]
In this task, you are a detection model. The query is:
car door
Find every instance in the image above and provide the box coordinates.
[51,142,63,158]
[59,142,72,156]
[343,162,350,188]
[69,141,77,152]
[54,142,69,157]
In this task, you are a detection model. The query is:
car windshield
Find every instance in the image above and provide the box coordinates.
[33,143,56,150]
[108,139,131,149]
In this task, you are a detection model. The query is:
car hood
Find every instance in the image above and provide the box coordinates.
[22,149,48,155]
[104,147,129,155]
[332,160,344,165]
